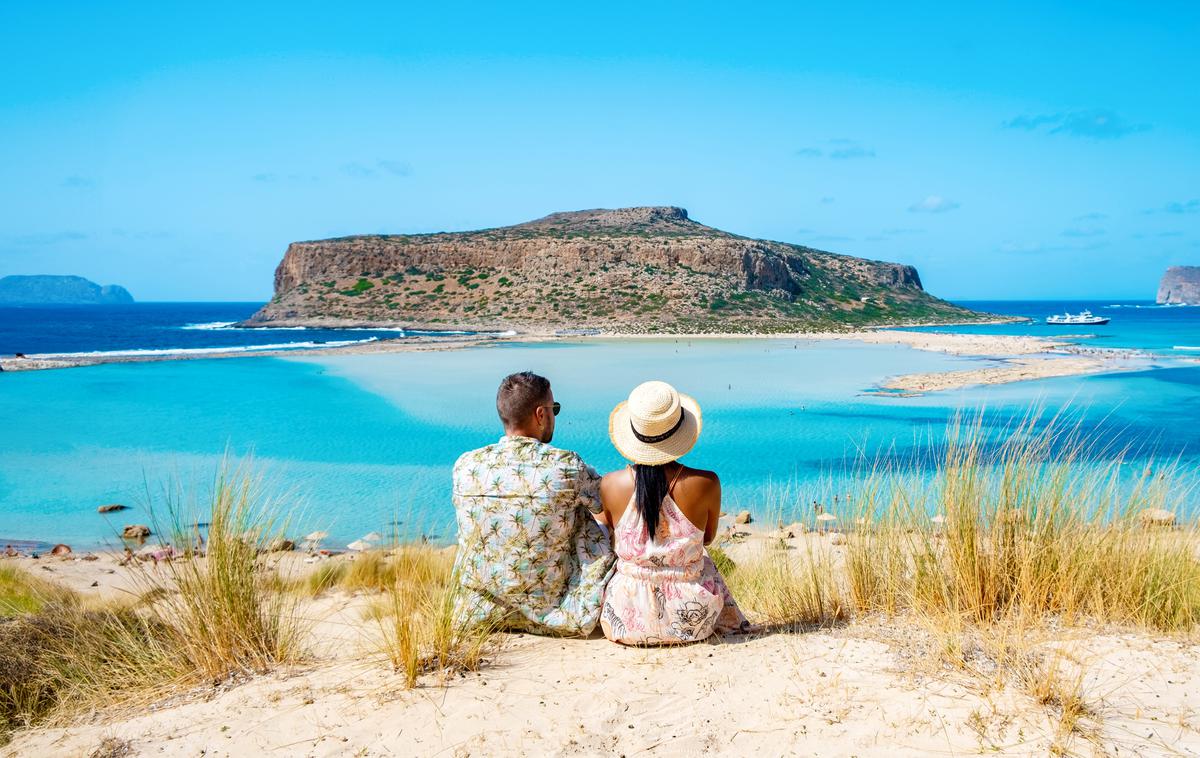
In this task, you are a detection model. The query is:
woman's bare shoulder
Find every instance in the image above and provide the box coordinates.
[600,467,633,496]
[601,467,633,485]
[681,466,720,485]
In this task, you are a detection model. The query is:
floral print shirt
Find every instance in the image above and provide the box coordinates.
[451,435,615,635]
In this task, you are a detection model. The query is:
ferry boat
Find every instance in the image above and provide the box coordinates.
[1045,310,1110,326]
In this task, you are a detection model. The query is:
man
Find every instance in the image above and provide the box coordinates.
[451,371,615,635]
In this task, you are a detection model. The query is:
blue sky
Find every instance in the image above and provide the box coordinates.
[1,2,1197,301]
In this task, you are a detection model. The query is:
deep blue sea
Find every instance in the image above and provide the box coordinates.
[1,300,1197,548]
[0,302,455,356]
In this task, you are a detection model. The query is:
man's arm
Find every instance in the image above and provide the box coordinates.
[572,455,605,518]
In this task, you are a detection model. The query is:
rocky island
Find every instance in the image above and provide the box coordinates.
[0,275,134,305]
[1157,266,1200,305]
[248,207,986,333]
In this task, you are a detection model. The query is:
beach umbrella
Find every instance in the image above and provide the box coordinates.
[361,532,384,542]
[304,531,328,542]
[931,515,946,525]
[816,513,837,523]
[346,539,372,551]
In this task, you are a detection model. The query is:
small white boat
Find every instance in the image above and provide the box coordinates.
[1046,310,1110,326]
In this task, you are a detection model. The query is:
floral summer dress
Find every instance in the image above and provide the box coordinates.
[600,471,750,645]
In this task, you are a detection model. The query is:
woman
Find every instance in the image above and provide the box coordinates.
[599,380,751,645]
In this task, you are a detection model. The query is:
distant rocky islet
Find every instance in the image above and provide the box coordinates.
[1157,266,1200,305]
[0,275,134,305]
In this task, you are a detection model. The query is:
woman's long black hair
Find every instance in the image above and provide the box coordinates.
[633,463,670,541]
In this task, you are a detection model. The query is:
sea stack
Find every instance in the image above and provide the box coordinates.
[1156,266,1200,305]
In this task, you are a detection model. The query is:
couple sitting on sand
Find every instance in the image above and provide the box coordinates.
[451,371,750,645]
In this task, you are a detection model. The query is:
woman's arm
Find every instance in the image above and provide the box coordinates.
[598,472,617,530]
[702,473,722,546]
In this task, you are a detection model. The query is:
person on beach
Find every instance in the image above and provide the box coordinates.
[599,380,751,644]
[451,371,615,635]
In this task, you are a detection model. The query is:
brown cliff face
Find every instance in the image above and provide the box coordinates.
[1157,266,1200,305]
[250,207,975,332]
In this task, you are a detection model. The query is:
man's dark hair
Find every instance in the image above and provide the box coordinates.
[496,371,551,427]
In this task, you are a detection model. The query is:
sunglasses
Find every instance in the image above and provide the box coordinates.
[546,402,561,416]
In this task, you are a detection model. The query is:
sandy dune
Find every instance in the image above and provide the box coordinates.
[9,609,1197,757]
[6,542,1199,757]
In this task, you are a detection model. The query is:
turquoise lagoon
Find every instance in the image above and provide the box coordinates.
[1,338,1197,547]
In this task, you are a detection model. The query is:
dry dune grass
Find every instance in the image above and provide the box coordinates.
[0,462,306,742]
[725,411,1197,753]
[721,539,847,628]
[143,466,308,679]
[0,589,190,741]
[289,548,406,597]
[716,411,1199,636]
[698,412,1199,753]
[838,413,1199,632]
[371,544,494,687]
[277,537,493,687]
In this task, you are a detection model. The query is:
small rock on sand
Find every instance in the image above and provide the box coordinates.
[734,511,752,525]
[122,524,151,539]
[97,503,129,514]
[1139,508,1177,527]
[49,543,72,556]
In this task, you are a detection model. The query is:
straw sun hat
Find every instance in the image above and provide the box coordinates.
[609,380,702,465]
